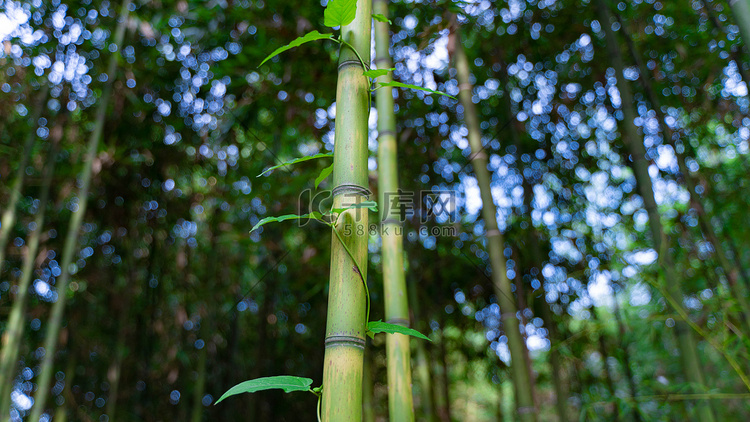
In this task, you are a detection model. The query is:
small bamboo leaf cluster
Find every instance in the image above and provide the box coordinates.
[257,1,452,100]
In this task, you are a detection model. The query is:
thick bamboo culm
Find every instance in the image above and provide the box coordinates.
[320,0,373,420]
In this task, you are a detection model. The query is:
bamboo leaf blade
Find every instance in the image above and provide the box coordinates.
[378,81,456,99]
[250,212,325,233]
[366,320,431,341]
[371,13,392,24]
[315,164,334,188]
[257,153,334,177]
[258,31,336,67]
[324,0,358,27]
[363,68,394,79]
[215,376,314,404]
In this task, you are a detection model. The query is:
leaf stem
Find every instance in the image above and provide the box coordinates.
[314,388,322,422]
[339,36,372,108]
[330,223,370,325]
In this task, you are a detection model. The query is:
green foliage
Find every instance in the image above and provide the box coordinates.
[377,81,456,99]
[257,153,334,177]
[363,68,394,79]
[366,320,432,341]
[258,31,335,67]
[315,164,334,188]
[372,14,392,24]
[215,376,314,404]
[323,0,358,28]
[249,212,325,233]
[248,201,376,234]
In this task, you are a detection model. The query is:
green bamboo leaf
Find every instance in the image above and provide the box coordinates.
[363,68,394,79]
[372,13,392,24]
[332,200,378,214]
[315,164,334,189]
[324,0,358,27]
[366,320,432,341]
[379,81,456,99]
[257,153,334,177]
[215,376,313,404]
[259,31,336,67]
[250,212,324,233]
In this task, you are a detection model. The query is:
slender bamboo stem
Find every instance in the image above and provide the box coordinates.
[408,277,437,422]
[615,10,750,326]
[321,0,372,419]
[190,346,208,422]
[540,302,568,422]
[0,86,48,272]
[436,323,452,422]
[613,293,643,422]
[728,0,750,69]
[595,2,717,420]
[0,127,59,417]
[450,25,538,422]
[104,324,126,421]
[373,0,415,420]
[592,308,620,421]
[28,2,131,419]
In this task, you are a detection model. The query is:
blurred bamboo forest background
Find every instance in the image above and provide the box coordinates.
[2,0,750,420]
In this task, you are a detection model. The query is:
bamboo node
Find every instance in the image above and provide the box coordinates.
[469,150,488,161]
[377,130,396,139]
[486,229,501,237]
[325,335,366,350]
[332,183,371,198]
[385,318,410,327]
[458,82,473,92]
[338,59,366,71]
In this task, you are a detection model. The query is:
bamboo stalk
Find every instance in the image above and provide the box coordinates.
[0,85,48,271]
[436,323,452,422]
[190,346,208,422]
[0,124,59,417]
[728,0,750,69]
[592,308,620,421]
[321,0,372,419]
[450,25,538,422]
[28,1,131,418]
[408,277,437,422]
[595,1,717,420]
[373,0,415,420]
[613,293,643,422]
[540,301,569,422]
[614,10,750,327]
[104,323,126,421]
